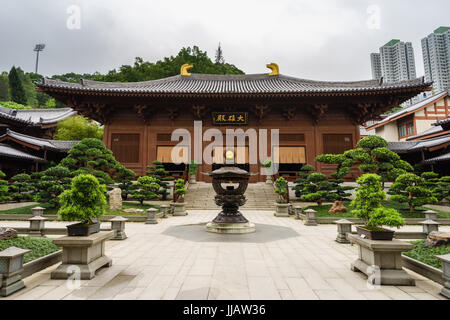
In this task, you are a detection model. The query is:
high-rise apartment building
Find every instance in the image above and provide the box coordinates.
[422,26,450,92]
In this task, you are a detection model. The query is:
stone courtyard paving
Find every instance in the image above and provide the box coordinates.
[2,210,449,300]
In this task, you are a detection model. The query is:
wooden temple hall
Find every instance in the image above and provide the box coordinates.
[37,63,432,182]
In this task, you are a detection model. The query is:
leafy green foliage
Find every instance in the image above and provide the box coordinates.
[9,173,33,202]
[115,166,137,200]
[58,174,106,224]
[33,166,72,208]
[403,240,450,269]
[54,115,103,141]
[317,136,412,187]
[421,172,450,202]
[389,173,438,212]
[188,160,198,176]
[0,236,60,264]
[0,101,32,109]
[0,170,10,203]
[147,160,172,200]
[274,177,288,203]
[60,138,128,185]
[8,67,27,105]
[293,164,315,198]
[174,179,187,202]
[350,173,404,228]
[0,74,9,101]
[131,176,160,204]
[301,172,339,206]
[94,46,243,83]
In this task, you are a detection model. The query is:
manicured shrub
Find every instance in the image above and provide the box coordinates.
[301,172,337,206]
[274,177,288,203]
[146,160,173,200]
[421,172,450,202]
[116,166,137,200]
[34,166,72,208]
[0,170,11,203]
[60,138,129,185]
[9,173,33,202]
[350,173,404,228]
[174,179,187,202]
[58,174,106,224]
[131,176,160,204]
[389,173,438,212]
[293,164,315,198]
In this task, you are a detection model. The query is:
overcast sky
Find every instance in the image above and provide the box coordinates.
[1,0,449,81]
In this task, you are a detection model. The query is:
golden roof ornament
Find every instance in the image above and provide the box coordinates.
[266,63,279,76]
[180,64,193,76]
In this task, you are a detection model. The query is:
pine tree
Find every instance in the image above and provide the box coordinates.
[215,43,225,65]
[8,67,27,105]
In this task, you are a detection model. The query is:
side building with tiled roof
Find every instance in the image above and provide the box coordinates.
[365,90,450,142]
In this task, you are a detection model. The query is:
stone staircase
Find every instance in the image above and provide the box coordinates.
[185,182,277,210]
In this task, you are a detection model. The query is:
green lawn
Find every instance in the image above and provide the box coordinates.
[0,236,60,263]
[303,200,450,219]
[0,201,160,216]
[403,240,450,269]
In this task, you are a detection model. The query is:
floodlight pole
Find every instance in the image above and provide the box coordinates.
[34,44,45,74]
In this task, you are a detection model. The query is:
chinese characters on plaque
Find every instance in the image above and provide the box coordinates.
[212,112,248,125]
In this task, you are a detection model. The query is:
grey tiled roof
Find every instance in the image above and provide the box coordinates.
[387,141,420,153]
[423,152,450,164]
[37,74,430,95]
[0,106,76,125]
[388,134,450,153]
[367,91,448,129]
[0,129,79,152]
[0,143,47,163]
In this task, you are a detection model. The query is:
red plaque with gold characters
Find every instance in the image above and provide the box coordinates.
[212,112,248,125]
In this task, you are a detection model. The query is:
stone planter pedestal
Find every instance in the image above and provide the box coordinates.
[146,208,158,224]
[0,247,31,297]
[189,175,197,184]
[29,216,46,237]
[173,202,187,216]
[304,208,317,226]
[274,203,290,217]
[265,175,273,184]
[335,219,353,243]
[31,206,45,217]
[51,231,114,280]
[348,233,415,286]
[110,216,128,240]
[436,253,450,299]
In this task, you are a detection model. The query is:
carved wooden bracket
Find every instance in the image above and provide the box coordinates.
[250,105,271,122]
[167,107,179,121]
[192,105,210,120]
[282,106,297,121]
[309,104,328,124]
[134,104,154,124]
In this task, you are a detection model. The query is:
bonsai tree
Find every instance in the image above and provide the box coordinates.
[421,172,450,202]
[174,179,187,202]
[58,174,106,224]
[115,166,137,200]
[0,170,10,203]
[301,172,337,206]
[34,166,72,208]
[131,176,160,204]
[314,154,354,200]
[389,173,438,212]
[350,173,404,229]
[293,164,315,198]
[147,160,173,200]
[60,138,129,185]
[274,177,288,203]
[9,173,33,202]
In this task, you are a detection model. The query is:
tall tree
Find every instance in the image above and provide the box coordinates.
[215,43,225,64]
[0,75,9,101]
[8,67,27,105]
